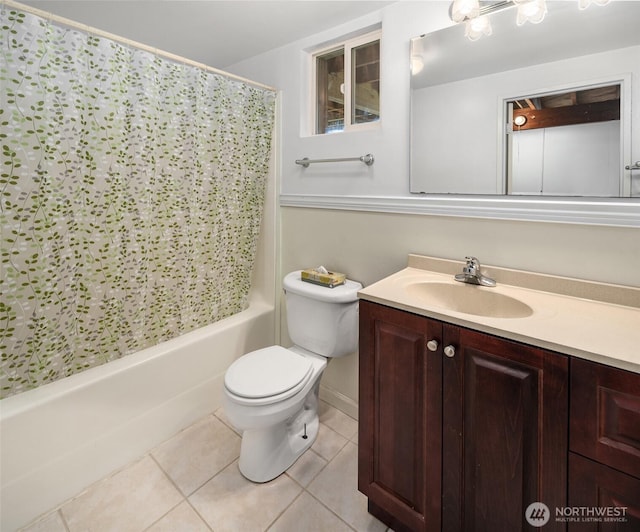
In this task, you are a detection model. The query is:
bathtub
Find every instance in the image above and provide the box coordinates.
[0,298,275,531]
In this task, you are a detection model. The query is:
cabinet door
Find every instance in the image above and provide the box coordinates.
[358,301,442,532]
[442,325,568,532]
[569,452,640,531]
[570,358,640,479]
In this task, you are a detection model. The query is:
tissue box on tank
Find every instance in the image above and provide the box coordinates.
[301,268,346,288]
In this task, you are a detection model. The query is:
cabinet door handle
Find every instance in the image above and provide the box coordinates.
[427,339,439,352]
[444,345,456,358]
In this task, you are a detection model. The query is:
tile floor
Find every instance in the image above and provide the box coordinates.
[21,402,390,532]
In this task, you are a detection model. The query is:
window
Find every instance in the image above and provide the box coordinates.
[314,31,380,135]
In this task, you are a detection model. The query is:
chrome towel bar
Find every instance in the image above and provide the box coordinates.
[295,153,374,168]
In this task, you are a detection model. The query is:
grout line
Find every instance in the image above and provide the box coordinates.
[285,447,329,488]
[304,488,359,532]
[213,407,242,435]
[264,490,306,531]
[141,454,188,532]
[184,498,216,532]
[149,422,242,499]
[58,509,72,532]
[21,411,365,532]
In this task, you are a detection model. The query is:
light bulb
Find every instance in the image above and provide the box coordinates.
[451,0,480,23]
[515,0,547,25]
[514,115,527,126]
[579,0,611,9]
[465,15,493,40]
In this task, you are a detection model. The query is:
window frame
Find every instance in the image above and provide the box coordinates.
[311,29,381,136]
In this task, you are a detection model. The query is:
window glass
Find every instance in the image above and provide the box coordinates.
[316,48,344,134]
[313,30,380,135]
[352,40,380,126]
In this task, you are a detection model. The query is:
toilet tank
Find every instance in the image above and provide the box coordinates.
[283,271,362,357]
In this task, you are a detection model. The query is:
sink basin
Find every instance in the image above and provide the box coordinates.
[405,282,534,319]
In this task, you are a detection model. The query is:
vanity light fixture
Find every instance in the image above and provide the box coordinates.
[465,15,493,40]
[578,0,611,10]
[451,0,481,23]
[513,0,547,25]
[450,0,610,40]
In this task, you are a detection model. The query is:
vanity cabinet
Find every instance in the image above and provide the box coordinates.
[358,300,569,532]
[358,301,443,531]
[568,358,640,531]
[441,320,568,532]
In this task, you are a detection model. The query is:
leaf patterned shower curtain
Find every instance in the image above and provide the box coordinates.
[0,7,276,398]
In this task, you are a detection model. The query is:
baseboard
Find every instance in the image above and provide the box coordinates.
[319,384,358,421]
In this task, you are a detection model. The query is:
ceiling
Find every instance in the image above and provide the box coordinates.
[18,0,395,69]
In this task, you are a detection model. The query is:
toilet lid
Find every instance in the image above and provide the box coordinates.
[224,346,314,399]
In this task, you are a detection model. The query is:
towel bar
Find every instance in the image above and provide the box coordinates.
[295,153,374,168]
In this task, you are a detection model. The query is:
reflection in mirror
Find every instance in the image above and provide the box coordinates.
[410,1,640,197]
[506,84,621,196]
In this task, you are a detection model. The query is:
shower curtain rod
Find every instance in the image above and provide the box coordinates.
[3,0,277,92]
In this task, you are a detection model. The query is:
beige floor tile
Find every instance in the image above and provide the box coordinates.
[189,460,301,531]
[269,492,352,532]
[152,415,240,496]
[308,442,386,532]
[319,401,358,440]
[20,510,67,532]
[285,449,327,487]
[61,456,183,532]
[310,424,348,461]
[146,501,211,532]
[214,407,241,435]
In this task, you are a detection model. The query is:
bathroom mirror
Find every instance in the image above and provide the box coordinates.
[410,1,640,196]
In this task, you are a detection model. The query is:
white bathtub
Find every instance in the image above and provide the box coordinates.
[0,299,275,531]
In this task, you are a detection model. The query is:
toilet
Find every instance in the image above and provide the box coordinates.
[223,270,362,482]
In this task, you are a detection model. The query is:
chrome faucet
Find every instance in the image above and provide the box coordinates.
[454,256,496,287]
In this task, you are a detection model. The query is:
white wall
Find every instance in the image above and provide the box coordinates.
[228,2,640,416]
[229,2,452,197]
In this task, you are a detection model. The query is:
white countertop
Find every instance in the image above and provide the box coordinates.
[358,257,640,374]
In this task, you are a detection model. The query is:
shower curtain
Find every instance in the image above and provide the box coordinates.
[0,6,276,398]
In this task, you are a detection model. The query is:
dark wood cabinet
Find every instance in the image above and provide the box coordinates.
[442,323,568,532]
[568,358,640,531]
[358,300,442,531]
[570,358,640,478]
[359,300,569,532]
[568,453,640,532]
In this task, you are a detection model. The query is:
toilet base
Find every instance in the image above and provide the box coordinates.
[238,394,320,483]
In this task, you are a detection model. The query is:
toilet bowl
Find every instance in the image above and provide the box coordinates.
[223,270,361,483]
[224,346,326,482]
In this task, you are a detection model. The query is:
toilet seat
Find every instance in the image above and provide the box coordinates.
[224,346,314,405]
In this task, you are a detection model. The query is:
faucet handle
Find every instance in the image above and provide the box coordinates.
[463,256,480,274]
[456,256,496,286]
